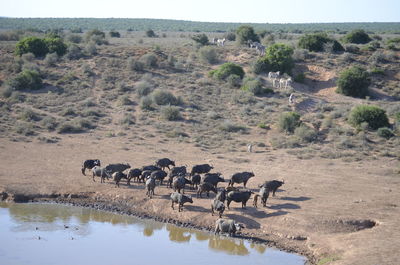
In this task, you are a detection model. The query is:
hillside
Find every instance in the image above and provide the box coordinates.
[0,30,400,265]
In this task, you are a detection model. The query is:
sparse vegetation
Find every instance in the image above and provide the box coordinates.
[160,105,182,121]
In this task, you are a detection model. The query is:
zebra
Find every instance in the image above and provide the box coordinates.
[268,71,280,87]
[217,38,226,46]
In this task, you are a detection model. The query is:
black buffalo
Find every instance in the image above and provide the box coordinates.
[81,159,101,175]
[190,164,213,176]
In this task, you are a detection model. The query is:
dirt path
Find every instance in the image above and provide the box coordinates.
[0,135,399,265]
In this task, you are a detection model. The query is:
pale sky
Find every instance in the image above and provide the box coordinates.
[1,0,399,23]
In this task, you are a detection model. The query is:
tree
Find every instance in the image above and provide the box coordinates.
[236,25,259,45]
[254,43,294,74]
[336,66,370,98]
[15,37,48,57]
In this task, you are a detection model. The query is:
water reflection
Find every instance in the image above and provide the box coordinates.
[0,202,305,264]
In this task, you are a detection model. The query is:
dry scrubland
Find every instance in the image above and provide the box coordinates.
[0,30,400,265]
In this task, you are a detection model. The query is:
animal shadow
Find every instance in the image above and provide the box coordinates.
[224,213,261,229]
[279,196,311,202]
[266,210,288,218]
[269,203,300,210]
[185,205,209,213]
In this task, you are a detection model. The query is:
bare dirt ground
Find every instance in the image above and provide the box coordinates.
[0,131,399,265]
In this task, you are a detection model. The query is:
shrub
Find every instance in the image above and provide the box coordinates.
[140,96,154,110]
[109,31,120,37]
[8,70,42,90]
[140,53,158,68]
[255,43,294,74]
[44,52,59,66]
[84,41,97,55]
[136,81,153,97]
[191,34,209,46]
[224,32,236,41]
[15,37,48,57]
[151,89,181,105]
[65,44,83,60]
[160,105,182,121]
[336,66,370,98]
[377,127,394,139]
[66,34,82,43]
[294,125,317,142]
[219,120,247,132]
[278,112,301,133]
[345,44,360,54]
[146,29,156,38]
[41,116,58,131]
[298,33,344,52]
[127,57,144,71]
[19,108,41,121]
[241,77,264,95]
[292,49,310,61]
[85,29,106,43]
[236,25,259,45]
[198,46,218,64]
[294,72,306,83]
[226,74,242,88]
[343,29,371,44]
[21,53,35,62]
[44,37,67,56]
[348,105,389,130]
[210,63,244,80]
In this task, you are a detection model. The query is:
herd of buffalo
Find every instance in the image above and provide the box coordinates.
[81,158,285,236]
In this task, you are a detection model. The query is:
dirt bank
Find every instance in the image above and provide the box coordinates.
[0,136,399,265]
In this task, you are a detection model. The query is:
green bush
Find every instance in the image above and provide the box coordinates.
[151,89,181,105]
[241,77,264,95]
[236,25,259,45]
[109,31,120,38]
[210,63,245,80]
[377,127,394,139]
[343,29,372,44]
[255,43,294,74]
[348,105,389,130]
[198,46,218,64]
[298,33,344,52]
[191,33,209,46]
[15,37,48,57]
[278,112,301,133]
[336,66,370,98]
[146,29,156,38]
[44,37,67,56]
[160,105,182,121]
[8,70,42,90]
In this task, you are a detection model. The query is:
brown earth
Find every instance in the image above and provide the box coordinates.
[0,131,399,265]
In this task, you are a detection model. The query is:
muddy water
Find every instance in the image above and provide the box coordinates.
[0,203,306,265]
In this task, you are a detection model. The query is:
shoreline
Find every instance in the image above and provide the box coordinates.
[0,190,314,264]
